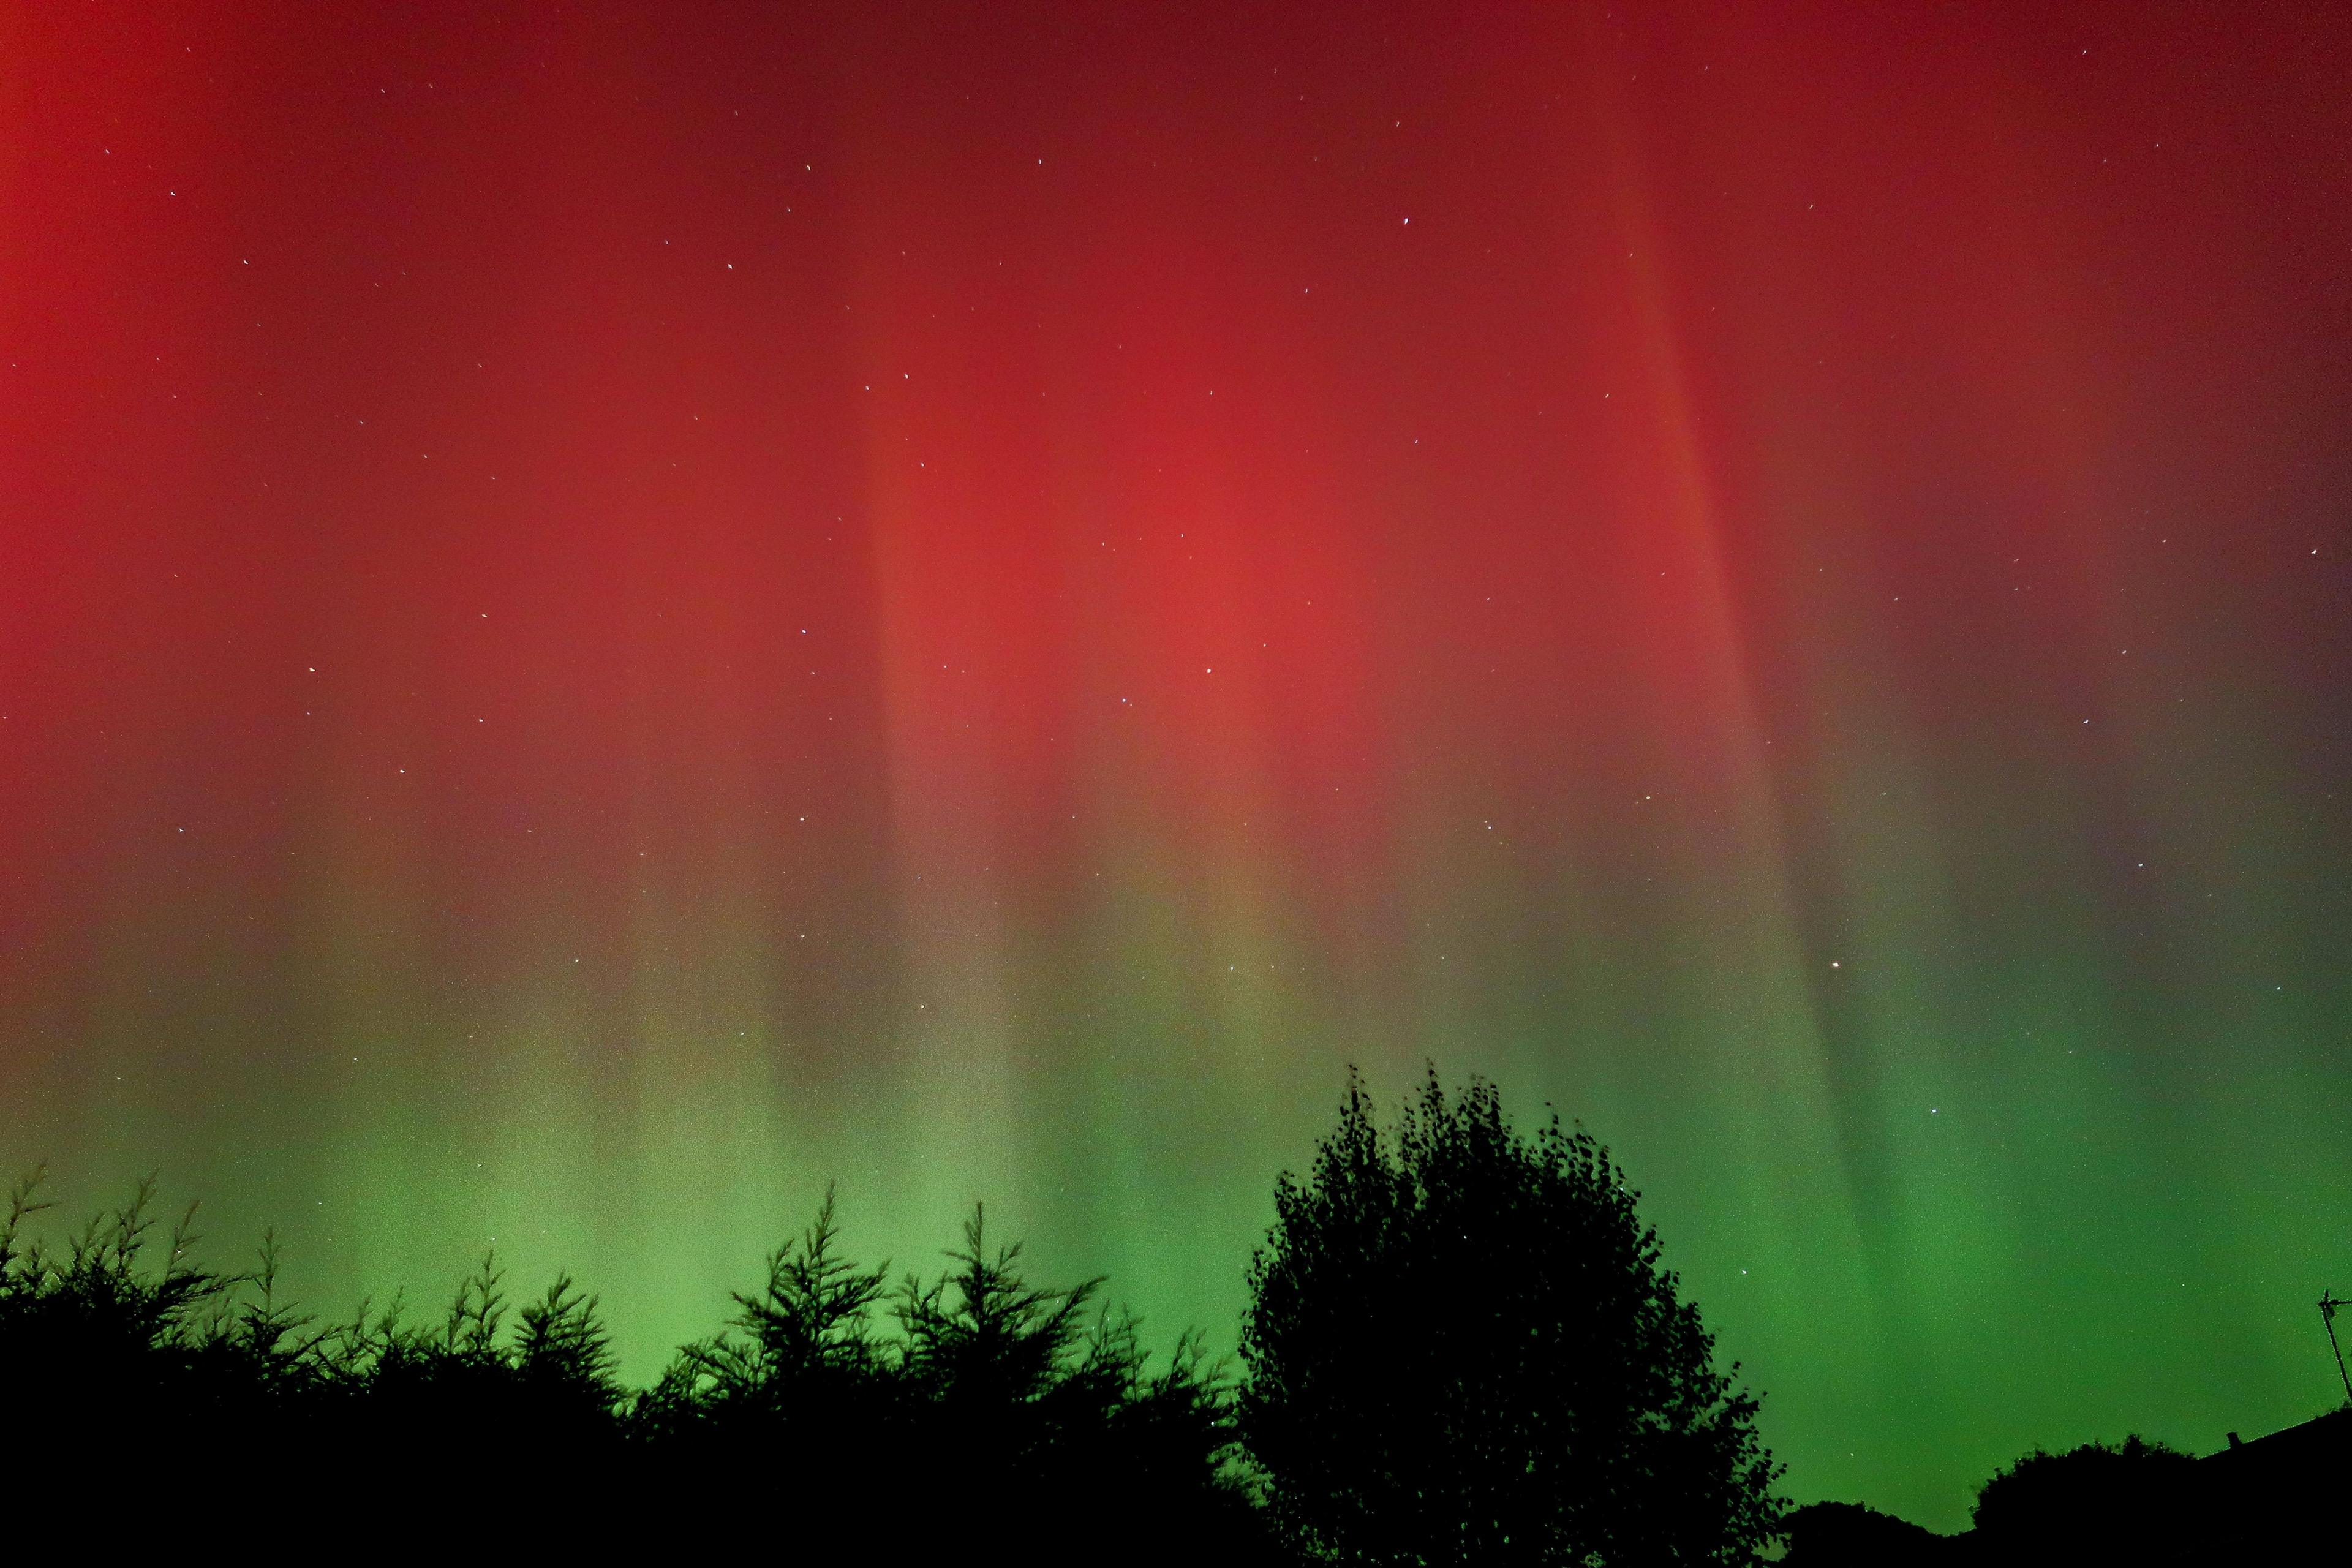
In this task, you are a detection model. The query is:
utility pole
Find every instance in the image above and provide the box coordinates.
[2321,1291,2352,1407]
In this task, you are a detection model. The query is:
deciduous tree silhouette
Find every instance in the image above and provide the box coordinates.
[1779,1500,1958,1566]
[1968,1434,2201,1557]
[1239,1066,1783,1566]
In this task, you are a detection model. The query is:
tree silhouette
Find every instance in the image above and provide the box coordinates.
[674,1180,892,1408]
[0,1163,1262,1556]
[1969,1434,2203,1556]
[638,1192,1267,1553]
[0,1169,230,1448]
[515,1272,624,1415]
[1239,1066,1783,1566]
[1778,1501,1956,1566]
[636,1178,907,1493]
[897,1202,1101,1407]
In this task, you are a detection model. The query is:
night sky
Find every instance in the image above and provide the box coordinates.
[6,1,2351,1529]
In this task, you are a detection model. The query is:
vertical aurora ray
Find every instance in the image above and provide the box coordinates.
[5,1,2350,1529]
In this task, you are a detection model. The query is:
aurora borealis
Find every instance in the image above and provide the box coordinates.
[4,0,2350,1529]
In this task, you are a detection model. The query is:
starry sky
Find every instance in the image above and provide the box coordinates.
[5,1,2351,1529]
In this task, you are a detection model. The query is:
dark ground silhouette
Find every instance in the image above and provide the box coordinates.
[1785,1414,2352,1566]
[1779,1501,1961,1564]
[2,1075,1778,1559]
[0,1168,1267,1554]
[9,1072,2339,1561]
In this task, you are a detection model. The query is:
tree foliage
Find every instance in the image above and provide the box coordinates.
[0,1165,1268,1555]
[1239,1067,1784,1566]
[4,1072,1790,1563]
[1970,1434,2199,1547]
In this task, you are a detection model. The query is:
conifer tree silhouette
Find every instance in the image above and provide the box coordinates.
[684,1179,892,1406]
[516,1273,622,1414]
[1,1165,1278,1557]
[897,1200,1101,1409]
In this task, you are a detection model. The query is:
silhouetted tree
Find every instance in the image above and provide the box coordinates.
[515,1272,624,1414]
[0,1170,230,1444]
[898,1202,1100,1407]
[1969,1434,2203,1556]
[683,1182,890,1403]
[1,1166,1277,1555]
[1780,1501,1958,1566]
[636,1179,904,1477]
[888,1203,1264,1551]
[1240,1067,1782,1566]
